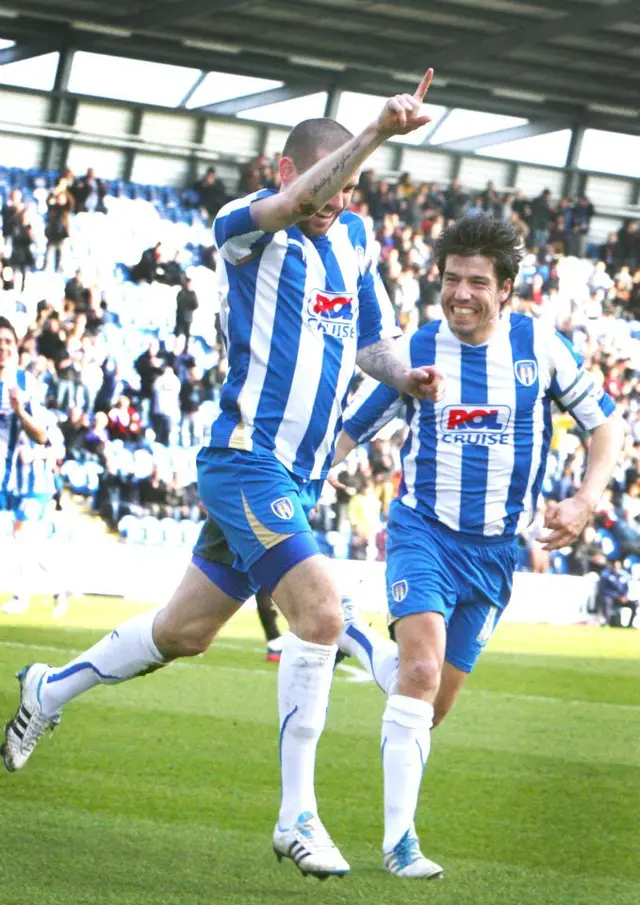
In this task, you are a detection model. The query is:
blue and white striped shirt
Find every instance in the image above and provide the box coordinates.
[0,369,41,496]
[14,421,64,498]
[210,190,398,480]
[343,313,616,539]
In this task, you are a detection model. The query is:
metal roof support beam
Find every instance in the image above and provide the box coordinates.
[196,84,318,116]
[179,71,207,108]
[122,108,143,182]
[422,108,452,145]
[436,121,558,154]
[324,86,342,120]
[0,43,54,65]
[426,0,640,64]
[42,47,76,171]
[563,125,585,197]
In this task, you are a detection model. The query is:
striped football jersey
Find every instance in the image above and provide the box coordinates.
[210,190,398,480]
[343,312,615,538]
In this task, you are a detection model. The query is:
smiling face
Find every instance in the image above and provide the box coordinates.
[279,148,358,238]
[441,254,512,345]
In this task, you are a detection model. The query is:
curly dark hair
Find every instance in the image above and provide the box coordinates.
[435,216,524,300]
[0,316,18,343]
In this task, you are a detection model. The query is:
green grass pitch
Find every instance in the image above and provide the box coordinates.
[0,596,639,905]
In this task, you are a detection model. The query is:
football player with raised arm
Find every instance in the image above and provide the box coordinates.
[3,71,445,881]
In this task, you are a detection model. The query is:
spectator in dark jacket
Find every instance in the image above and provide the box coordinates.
[65,269,91,310]
[195,167,227,223]
[131,243,163,284]
[597,560,633,626]
[530,189,553,250]
[72,168,106,214]
[175,278,199,343]
[37,314,67,368]
[135,339,166,424]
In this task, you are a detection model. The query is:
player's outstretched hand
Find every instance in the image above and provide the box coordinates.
[401,365,445,403]
[376,69,434,138]
[540,497,592,550]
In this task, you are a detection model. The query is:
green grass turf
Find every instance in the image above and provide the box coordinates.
[0,596,639,905]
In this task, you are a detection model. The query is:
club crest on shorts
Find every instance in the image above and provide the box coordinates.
[271,497,294,520]
[391,580,409,603]
[514,359,538,387]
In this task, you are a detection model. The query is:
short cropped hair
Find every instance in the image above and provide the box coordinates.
[282,118,354,173]
[0,316,18,343]
[435,216,524,298]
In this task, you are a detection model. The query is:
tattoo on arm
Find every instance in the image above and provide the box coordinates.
[356,339,408,393]
[305,138,364,204]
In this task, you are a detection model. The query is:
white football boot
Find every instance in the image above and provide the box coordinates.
[2,664,61,772]
[273,811,350,880]
[384,829,444,879]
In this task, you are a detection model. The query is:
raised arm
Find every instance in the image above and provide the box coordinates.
[251,70,433,234]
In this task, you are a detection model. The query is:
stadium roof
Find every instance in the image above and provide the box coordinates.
[1,0,640,139]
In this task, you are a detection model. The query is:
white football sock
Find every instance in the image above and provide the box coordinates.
[381,694,434,852]
[39,608,165,717]
[338,619,398,693]
[277,632,336,829]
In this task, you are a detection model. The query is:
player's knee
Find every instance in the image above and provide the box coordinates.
[153,611,217,659]
[295,601,343,645]
[403,656,441,696]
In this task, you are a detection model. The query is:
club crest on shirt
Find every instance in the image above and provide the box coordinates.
[271,497,294,520]
[306,289,357,340]
[391,580,409,603]
[513,359,538,387]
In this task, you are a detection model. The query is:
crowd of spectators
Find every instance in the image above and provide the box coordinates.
[1,156,639,626]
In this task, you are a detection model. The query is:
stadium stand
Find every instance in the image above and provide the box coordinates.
[1,157,639,623]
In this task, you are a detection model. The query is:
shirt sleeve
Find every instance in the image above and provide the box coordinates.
[342,334,411,443]
[356,231,401,350]
[213,189,275,264]
[548,332,616,431]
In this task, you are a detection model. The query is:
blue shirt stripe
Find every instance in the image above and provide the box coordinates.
[252,237,306,450]
[401,323,439,513]
[504,316,537,534]
[459,343,489,532]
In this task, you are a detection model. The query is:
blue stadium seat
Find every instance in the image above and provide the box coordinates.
[596,528,620,560]
[118,515,145,544]
[549,551,569,574]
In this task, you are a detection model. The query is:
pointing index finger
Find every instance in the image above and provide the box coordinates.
[414,68,434,102]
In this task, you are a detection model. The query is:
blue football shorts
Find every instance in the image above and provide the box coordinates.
[385,501,519,673]
[194,446,324,599]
